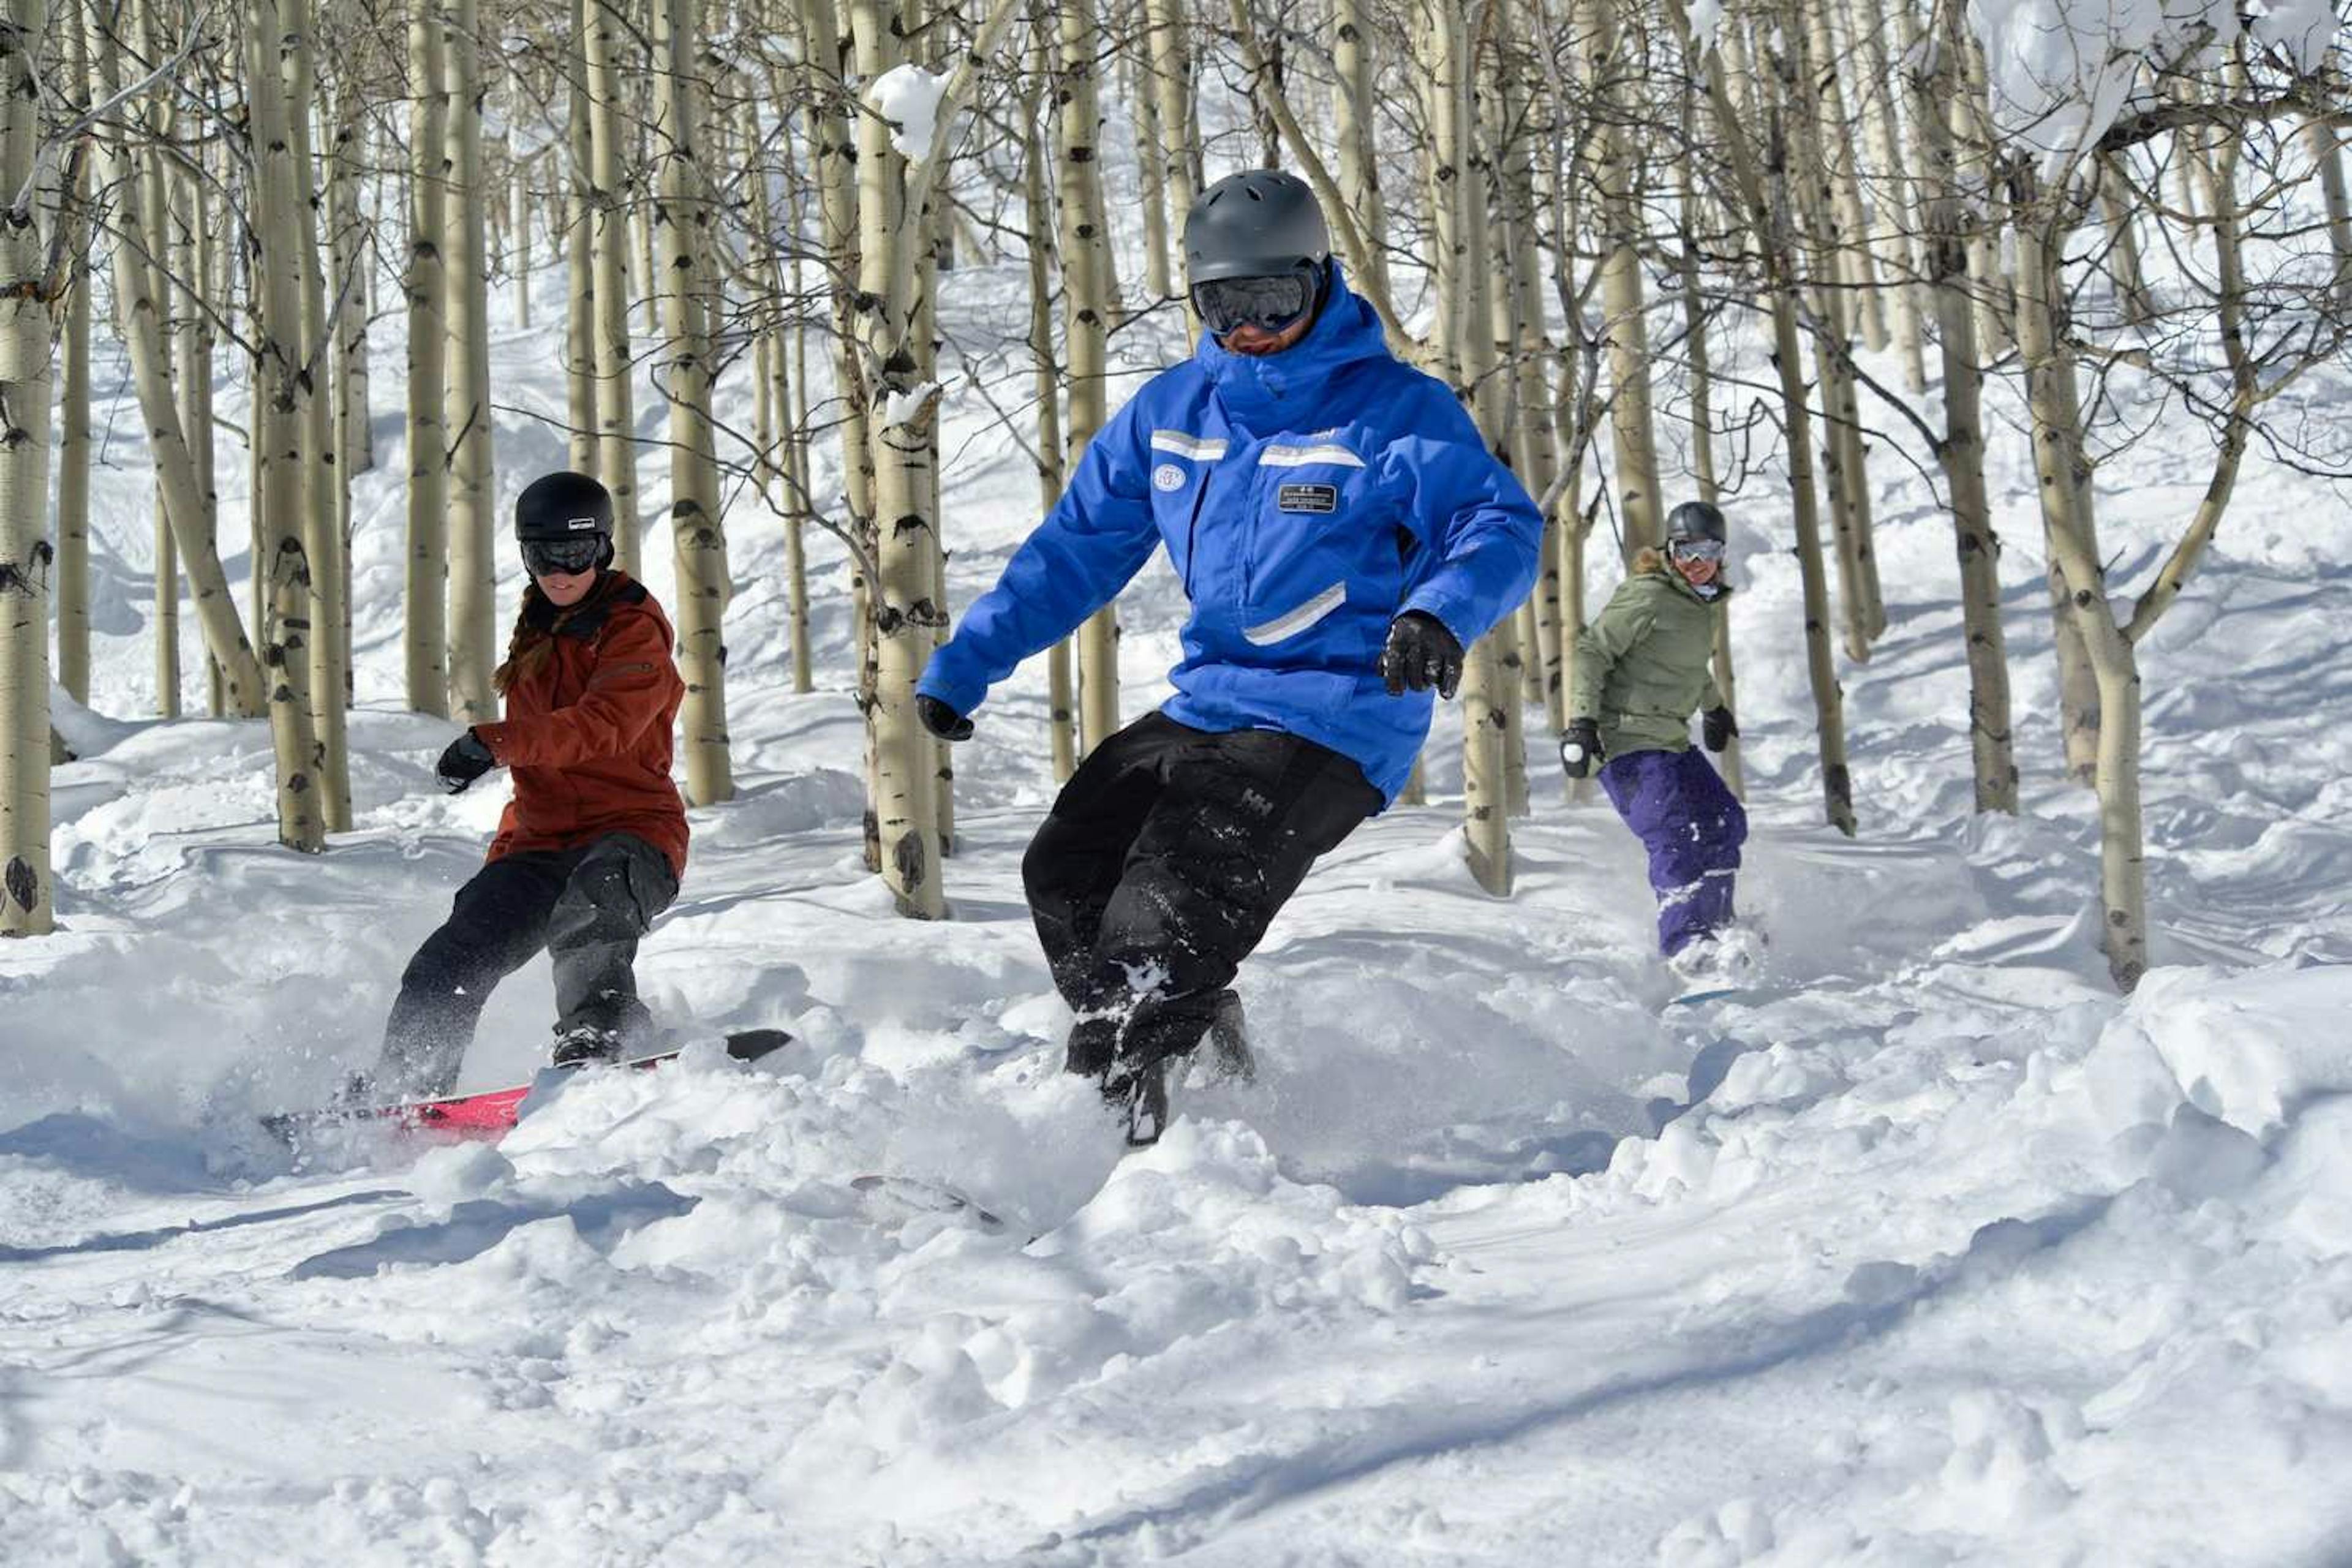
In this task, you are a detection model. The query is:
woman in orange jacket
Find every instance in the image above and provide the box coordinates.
[369,471,688,1099]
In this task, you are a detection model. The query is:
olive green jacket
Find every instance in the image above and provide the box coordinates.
[1569,548,1727,759]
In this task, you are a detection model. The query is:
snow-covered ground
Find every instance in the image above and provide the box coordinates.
[9,173,2352,1562]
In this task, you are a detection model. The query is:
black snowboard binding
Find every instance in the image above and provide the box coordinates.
[549,1023,625,1070]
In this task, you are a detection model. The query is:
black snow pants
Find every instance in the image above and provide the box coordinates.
[376,832,680,1096]
[1022,712,1381,1078]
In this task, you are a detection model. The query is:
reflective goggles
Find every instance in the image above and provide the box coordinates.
[521,536,605,576]
[1191,268,1318,338]
[1670,537,1727,564]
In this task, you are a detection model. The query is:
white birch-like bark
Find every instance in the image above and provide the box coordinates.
[1911,0,2015,812]
[2305,122,2351,295]
[1842,0,1927,390]
[1332,0,1389,301]
[1058,0,1120,758]
[1588,0,1662,558]
[564,51,597,472]
[1777,0,1882,659]
[1804,0,1885,351]
[1419,0,1511,892]
[405,0,449,715]
[584,0,640,570]
[89,112,262,727]
[2010,166,2102,790]
[1677,2,1856,835]
[54,0,90,707]
[0,0,53,934]
[246,0,326,851]
[1125,36,1171,301]
[653,0,733,805]
[1140,0,1196,266]
[279,0,352,828]
[1018,23,1076,781]
[1675,140,1743,797]
[443,0,498,725]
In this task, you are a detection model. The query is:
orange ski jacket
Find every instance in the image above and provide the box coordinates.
[473,571,690,880]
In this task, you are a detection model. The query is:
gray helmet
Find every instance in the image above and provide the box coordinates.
[1664,500,1728,548]
[1182,170,1331,285]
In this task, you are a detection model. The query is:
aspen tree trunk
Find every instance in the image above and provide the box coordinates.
[91,124,263,726]
[444,0,498,725]
[2310,123,2352,294]
[1140,0,1196,261]
[1777,0,1882,660]
[509,112,531,328]
[1420,0,1510,891]
[1675,143,1743,797]
[1472,51,1530,818]
[1842,0,1927,390]
[1058,0,1120,758]
[246,0,326,851]
[1126,37,1172,302]
[2096,158,2155,326]
[1020,24,1076,781]
[127,0,178,717]
[0,0,53,934]
[781,143,815,696]
[1912,0,2015,813]
[1333,0,1389,301]
[172,113,222,714]
[916,0,955,854]
[2016,209,2140,987]
[1536,0,1596,804]
[564,52,597,472]
[585,0,640,570]
[1587,0,1662,559]
[654,0,733,804]
[327,88,372,483]
[848,0,1025,913]
[795,0,880,865]
[55,0,91,707]
[1956,34,2015,356]
[1678,4,1856,835]
[2011,167,2101,789]
[407,0,450,716]
[279,0,352,828]
[633,124,658,339]
[1803,0,1885,351]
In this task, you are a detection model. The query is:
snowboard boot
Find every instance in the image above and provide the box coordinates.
[1101,1054,1170,1148]
[549,1023,626,1070]
[1204,989,1253,1083]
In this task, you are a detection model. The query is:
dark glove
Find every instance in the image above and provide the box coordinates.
[1380,611,1464,699]
[915,693,974,742]
[1559,718,1602,779]
[435,729,497,793]
[1703,706,1738,753]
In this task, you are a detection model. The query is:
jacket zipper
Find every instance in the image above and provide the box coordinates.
[1182,472,1213,598]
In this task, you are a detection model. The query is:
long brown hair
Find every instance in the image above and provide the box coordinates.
[493,573,619,696]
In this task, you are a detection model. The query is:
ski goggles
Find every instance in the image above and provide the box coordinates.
[521,535,605,576]
[1670,537,1727,563]
[1191,268,1319,338]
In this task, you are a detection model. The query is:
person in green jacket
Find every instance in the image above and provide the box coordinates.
[1562,500,1747,966]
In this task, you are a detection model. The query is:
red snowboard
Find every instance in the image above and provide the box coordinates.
[266,1030,793,1144]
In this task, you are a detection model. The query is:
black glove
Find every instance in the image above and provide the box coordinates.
[1703,706,1738,753]
[1380,611,1464,699]
[435,729,497,793]
[1559,718,1602,779]
[915,693,974,742]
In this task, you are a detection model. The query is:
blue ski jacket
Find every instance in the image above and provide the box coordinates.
[918,268,1544,805]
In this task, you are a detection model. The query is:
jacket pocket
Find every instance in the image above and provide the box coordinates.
[1243,580,1348,646]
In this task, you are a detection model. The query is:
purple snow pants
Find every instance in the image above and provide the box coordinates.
[1598,747,1747,956]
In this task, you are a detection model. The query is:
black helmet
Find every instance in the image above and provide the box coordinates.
[514,470,614,574]
[516,470,612,542]
[1664,500,1728,548]
[1182,170,1331,285]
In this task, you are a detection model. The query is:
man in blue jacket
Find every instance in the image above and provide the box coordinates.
[918,169,1543,1144]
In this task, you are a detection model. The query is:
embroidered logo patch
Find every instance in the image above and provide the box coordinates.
[568,515,600,532]
[1277,483,1338,513]
[1153,463,1186,493]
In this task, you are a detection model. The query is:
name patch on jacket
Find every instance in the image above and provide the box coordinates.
[1276,483,1338,514]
